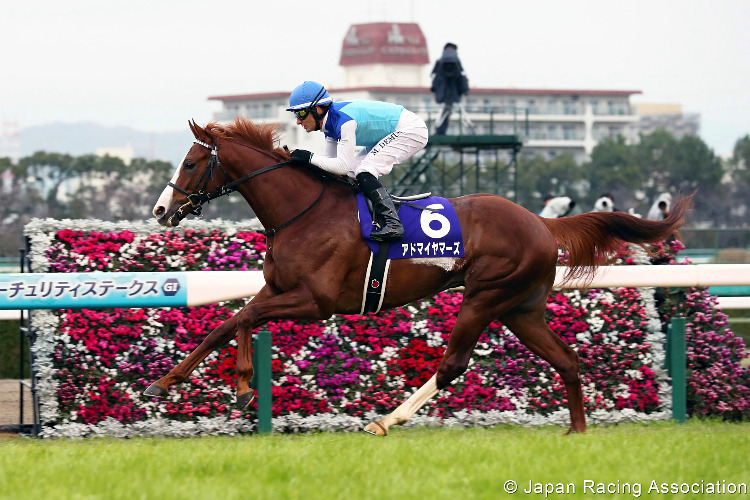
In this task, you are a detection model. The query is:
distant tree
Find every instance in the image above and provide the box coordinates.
[671,135,723,191]
[731,135,750,184]
[633,129,721,197]
[66,157,178,221]
[582,135,645,210]
[616,130,723,221]
[12,152,128,218]
[516,154,583,212]
[0,153,185,256]
[118,158,176,220]
[633,129,681,198]
[721,135,750,226]
[1,156,46,256]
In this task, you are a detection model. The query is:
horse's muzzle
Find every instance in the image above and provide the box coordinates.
[161,201,196,227]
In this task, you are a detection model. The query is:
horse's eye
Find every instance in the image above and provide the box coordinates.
[184,161,196,170]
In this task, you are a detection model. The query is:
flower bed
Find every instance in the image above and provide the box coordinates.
[24,218,750,438]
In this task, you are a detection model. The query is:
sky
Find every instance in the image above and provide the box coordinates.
[3,0,749,157]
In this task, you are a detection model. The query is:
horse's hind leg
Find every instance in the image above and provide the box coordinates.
[500,310,586,434]
[365,302,494,436]
[364,374,441,436]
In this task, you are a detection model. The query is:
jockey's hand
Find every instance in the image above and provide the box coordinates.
[290,149,313,164]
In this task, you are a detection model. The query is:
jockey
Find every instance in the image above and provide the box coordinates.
[287,81,429,242]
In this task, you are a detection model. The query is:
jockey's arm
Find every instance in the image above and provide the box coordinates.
[310,121,357,176]
[323,137,337,158]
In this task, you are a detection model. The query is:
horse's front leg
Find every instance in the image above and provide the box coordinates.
[145,285,326,405]
[144,311,242,398]
[235,322,257,410]
[232,286,328,409]
[143,286,276,399]
[233,287,275,409]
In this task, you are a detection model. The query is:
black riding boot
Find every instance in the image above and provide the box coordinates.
[356,172,404,242]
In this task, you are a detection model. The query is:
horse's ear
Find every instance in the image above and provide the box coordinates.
[188,119,200,139]
[188,119,210,143]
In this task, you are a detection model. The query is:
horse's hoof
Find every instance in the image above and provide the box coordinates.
[565,427,586,435]
[364,420,388,436]
[236,391,255,410]
[143,384,168,398]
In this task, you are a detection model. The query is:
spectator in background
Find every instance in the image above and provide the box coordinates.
[592,192,619,212]
[539,196,576,218]
[538,194,554,215]
[430,42,469,135]
[647,193,672,220]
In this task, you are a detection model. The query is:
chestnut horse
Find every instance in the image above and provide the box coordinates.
[148,118,691,435]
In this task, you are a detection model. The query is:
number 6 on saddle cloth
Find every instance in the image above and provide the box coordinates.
[356,192,464,314]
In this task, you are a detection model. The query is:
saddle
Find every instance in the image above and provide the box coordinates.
[362,192,432,215]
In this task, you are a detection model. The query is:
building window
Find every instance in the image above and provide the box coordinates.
[548,99,559,115]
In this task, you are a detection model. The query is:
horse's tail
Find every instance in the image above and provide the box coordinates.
[542,193,694,283]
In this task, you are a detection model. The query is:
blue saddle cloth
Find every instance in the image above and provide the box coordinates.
[356,192,464,259]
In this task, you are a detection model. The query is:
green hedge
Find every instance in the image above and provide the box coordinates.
[0,318,29,378]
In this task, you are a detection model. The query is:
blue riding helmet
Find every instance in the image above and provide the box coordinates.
[286,81,332,111]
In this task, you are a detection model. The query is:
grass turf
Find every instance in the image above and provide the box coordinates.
[1,420,749,499]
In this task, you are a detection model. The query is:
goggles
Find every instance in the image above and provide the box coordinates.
[293,108,311,120]
[291,86,328,121]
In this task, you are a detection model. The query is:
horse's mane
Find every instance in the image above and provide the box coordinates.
[204,117,290,158]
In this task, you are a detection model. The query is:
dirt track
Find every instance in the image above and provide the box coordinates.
[0,379,34,430]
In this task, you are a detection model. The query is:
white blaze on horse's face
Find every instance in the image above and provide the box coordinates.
[152,155,186,221]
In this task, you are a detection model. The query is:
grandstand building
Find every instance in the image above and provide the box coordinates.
[209,22,642,163]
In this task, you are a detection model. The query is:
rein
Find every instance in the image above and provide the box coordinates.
[170,139,326,236]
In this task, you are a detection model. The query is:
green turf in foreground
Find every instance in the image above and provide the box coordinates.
[1,420,749,500]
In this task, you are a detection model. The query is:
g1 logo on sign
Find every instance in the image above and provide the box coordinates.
[162,278,181,296]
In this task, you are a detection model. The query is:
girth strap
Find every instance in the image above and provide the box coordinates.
[360,242,391,314]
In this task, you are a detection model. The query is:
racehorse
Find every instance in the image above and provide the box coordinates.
[148,117,692,435]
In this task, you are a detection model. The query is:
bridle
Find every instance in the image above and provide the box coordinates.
[168,139,327,236]
[169,139,234,218]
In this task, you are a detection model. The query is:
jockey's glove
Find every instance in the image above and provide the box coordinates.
[290,149,313,164]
